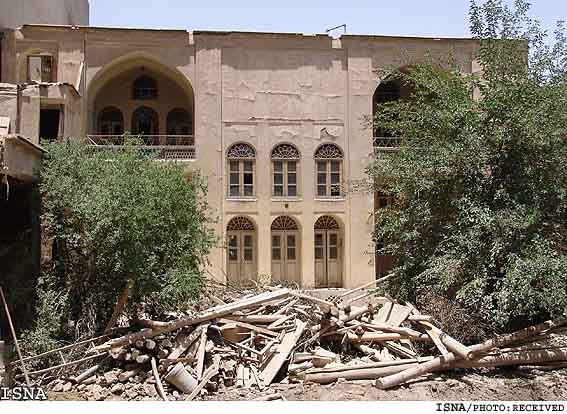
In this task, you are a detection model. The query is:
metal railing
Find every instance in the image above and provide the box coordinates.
[373,136,401,150]
[87,135,196,160]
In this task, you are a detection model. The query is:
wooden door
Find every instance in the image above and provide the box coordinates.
[271,231,300,284]
[227,231,256,283]
[314,230,342,288]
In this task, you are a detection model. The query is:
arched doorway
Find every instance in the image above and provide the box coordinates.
[271,216,301,284]
[97,106,124,135]
[226,216,257,284]
[132,106,159,136]
[314,216,343,288]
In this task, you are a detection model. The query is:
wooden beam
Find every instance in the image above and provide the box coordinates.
[260,320,306,385]
[91,289,290,352]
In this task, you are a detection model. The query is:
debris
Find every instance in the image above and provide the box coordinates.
[9,283,567,401]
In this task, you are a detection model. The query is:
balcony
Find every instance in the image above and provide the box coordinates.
[373,136,401,152]
[87,135,196,160]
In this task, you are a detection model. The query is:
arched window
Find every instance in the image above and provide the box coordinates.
[132,106,159,135]
[314,144,344,198]
[98,107,124,135]
[133,76,158,100]
[227,143,256,198]
[271,144,300,197]
[167,108,193,136]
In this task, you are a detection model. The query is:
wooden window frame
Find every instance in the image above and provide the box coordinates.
[272,159,300,198]
[27,54,55,83]
[315,159,343,198]
[227,158,256,198]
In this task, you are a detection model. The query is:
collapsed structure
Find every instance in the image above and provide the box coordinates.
[0,0,481,288]
[7,283,567,401]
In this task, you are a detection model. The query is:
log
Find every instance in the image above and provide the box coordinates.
[104,281,131,334]
[135,340,145,348]
[158,349,170,359]
[136,355,151,364]
[150,357,168,401]
[119,368,142,382]
[376,318,567,389]
[253,393,285,401]
[440,332,473,360]
[360,322,423,338]
[0,287,30,385]
[450,349,567,369]
[218,319,279,337]
[72,364,101,384]
[144,340,157,350]
[304,363,421,384]
[407,315,433,322]
[347,332,430,343]
[338,273,394,298]
[304,357,435,375]
[91,289,290,352]
[260,320,306,385]
[225,315,284,324]
[16,353,107,379]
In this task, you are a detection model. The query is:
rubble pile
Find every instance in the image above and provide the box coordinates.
[8,283,567,401]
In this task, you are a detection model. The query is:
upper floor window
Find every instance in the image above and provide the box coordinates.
[314,144,344,198]
[227,143,256,198]
[98,106,124,135]
[271,144,300,198]
[133,76,158,100]
[373,80,402,148]
[27,55,54,83]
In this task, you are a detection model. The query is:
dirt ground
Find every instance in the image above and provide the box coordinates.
[47,368,567,401]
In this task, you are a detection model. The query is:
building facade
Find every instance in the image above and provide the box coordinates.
[0,1,480,288]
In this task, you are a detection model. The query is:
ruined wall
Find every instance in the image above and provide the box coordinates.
[0,0,89,29]
[0,83,18,134]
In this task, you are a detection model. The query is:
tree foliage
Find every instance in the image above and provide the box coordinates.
[368,0,567,329]
[32,142,215,342]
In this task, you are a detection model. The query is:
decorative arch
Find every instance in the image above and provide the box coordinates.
[271,143,300,160]
[271,216,299,231]
[97,106,124,135]
[87,52,195,134]
[227,216,255,231]
[227,143,256,159]
[314,143,344,160]
[314,215,341,230]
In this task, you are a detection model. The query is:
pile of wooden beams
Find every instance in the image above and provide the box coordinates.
[9,283,567,400]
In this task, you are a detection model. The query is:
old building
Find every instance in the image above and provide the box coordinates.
[0,0,480,288]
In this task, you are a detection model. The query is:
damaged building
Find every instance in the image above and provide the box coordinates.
[0,0,480,288]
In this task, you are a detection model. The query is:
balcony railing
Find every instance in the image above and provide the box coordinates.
[373,136,401,152]
[87,135,196,160]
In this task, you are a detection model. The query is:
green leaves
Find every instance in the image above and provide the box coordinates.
[368,0,567,329]
[38,142,215,335]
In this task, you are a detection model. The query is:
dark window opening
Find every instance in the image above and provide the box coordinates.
[40,109,60,142]
[133,76,158,100]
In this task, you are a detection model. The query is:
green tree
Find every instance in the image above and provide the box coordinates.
[367,0,567,329]
[31,141,215,345]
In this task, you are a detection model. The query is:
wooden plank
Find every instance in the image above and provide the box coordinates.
[376,302,412,327]
[347,332,430,343]
[224,315,283,324]
[168,324,206,360]
[195,325,209,381]
[259,320,306,385]
[218,319,279,337]
[267,314,295,330]
[185,356,220,401]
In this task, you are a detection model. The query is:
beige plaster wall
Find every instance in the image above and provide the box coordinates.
[8,26,479,288]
